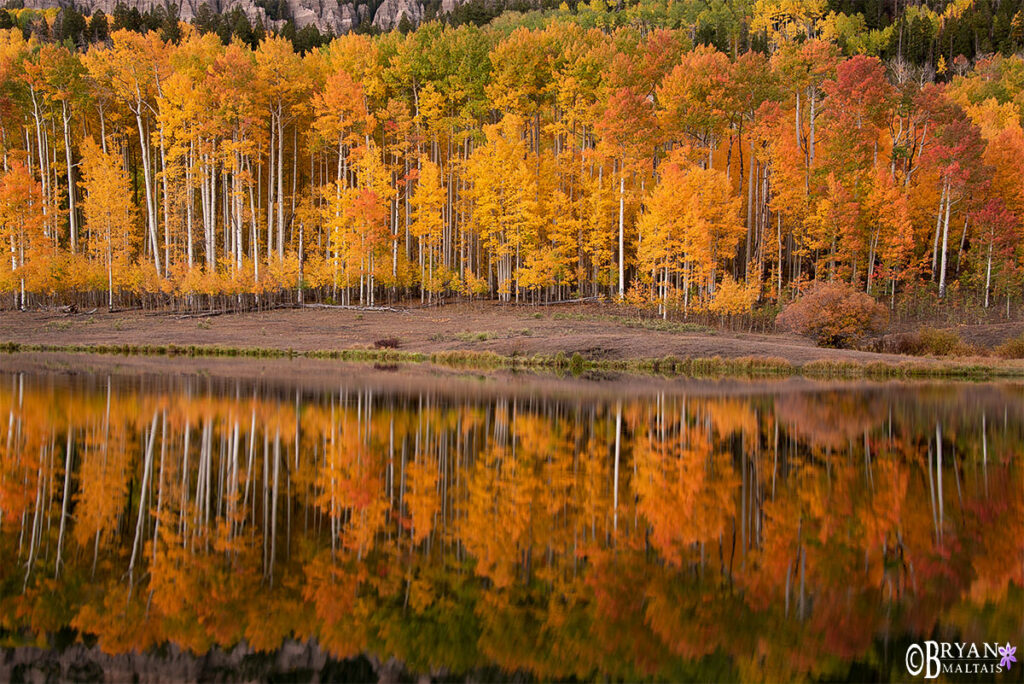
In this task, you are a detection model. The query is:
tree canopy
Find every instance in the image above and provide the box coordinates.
[0,12,1020,316]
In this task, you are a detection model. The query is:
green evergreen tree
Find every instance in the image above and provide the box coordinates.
[89,9,109,42]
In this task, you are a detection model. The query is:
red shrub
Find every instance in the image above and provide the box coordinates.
[777,283,888,348]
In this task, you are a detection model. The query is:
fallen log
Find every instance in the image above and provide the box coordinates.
[169,310,236,319]
[60,307,98,316]
[533,297,601,306]
[302,303,408,313]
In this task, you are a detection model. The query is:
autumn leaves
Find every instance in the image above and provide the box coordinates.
[1,379,1021,678]
[0,23,1022,312]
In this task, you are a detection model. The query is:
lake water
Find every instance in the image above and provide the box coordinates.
[1,361,1022,682]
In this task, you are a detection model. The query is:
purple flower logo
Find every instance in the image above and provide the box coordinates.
[999,643,1017,670]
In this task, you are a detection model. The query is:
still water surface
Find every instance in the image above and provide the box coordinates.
[1,365,1022,681]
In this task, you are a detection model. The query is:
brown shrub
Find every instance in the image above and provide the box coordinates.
[995,334,1024,359]
[917,327,975,356]
[874,332,924,355]
[877,327,977,357]
[868,331,917,356]
[776,282,888,348]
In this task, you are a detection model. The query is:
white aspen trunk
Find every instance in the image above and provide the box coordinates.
[233,150,242,272]
[186,142,194,269]
[985,237,992,309]
[159,127,170,274]
[613,402,621,536]
[392,161,399,280]
[866,228,879,294]
[152,412,166,564]
[30,89,49,236]
[99,107,108,155]
[55,429,72,577]
[270,430,280,584]
[267,117,275,258]
[23,462,43,589]
[277,108,285,260]
[808,88,816,167]
[210,155,218,271]
[938,181,952,299]
[618,172,625,298]
[745,149,755,274]
[931,182,946,278]
[247,157,260,281]
[134,111,161,276]
[107,244,113,311]
[180,422,190,543]
[936,422,944,535]
[62,103,77,253]
[298,219,305,305]
[777,213,783,299]
[128,412,159,578]
[291,126,297,231]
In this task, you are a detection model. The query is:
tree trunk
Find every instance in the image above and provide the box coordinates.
[618,171,625,298]
[277,109,285,260]
[134,112,161,277]
[985,237,992,309]
[938,181,952,299]
[62,104,77,253]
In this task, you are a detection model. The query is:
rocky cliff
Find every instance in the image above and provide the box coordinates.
[370,0,422,31]
[29,0,449,35]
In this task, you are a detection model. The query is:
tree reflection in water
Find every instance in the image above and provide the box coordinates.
[0,371,1021,681]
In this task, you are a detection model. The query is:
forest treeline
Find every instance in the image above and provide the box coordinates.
[1,6,1024,315]
[1,378,1021,679]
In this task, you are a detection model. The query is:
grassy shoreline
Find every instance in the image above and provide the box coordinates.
[3,340,1024,380]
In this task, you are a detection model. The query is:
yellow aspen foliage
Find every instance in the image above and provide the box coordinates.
[80,138,138,309]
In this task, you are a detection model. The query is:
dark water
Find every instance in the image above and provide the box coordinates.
[1,366,1022,682]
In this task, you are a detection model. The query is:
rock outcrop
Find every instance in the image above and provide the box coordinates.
[371,0,422,30]
[290,0,368,33]
[28,0,451,35]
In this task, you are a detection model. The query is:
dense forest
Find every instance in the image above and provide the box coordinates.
[0,0,1023,317]
[1,376,1021,679]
